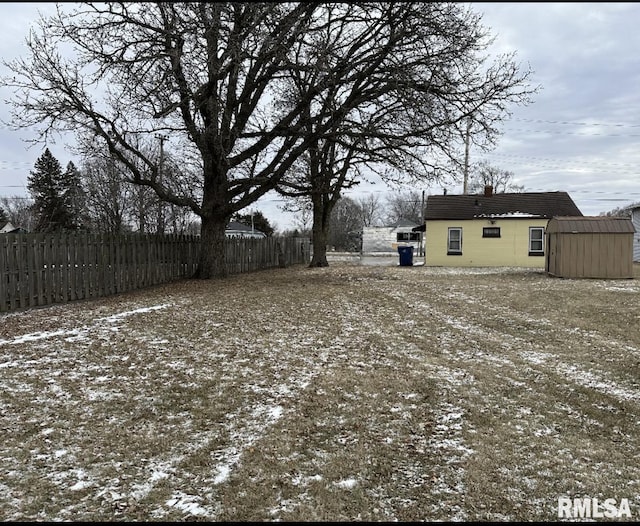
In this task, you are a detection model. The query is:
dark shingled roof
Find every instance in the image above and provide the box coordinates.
[425,191,583,220]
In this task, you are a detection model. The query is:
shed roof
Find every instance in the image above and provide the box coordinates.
[425,191,582,220]
[547,216,636,234]
[393,218,420,228]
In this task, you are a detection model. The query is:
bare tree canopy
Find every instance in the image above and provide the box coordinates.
[0,196,36,232]
[272,3,536,265]
[467,161,525,194]
[385,190,424,225]
[2,2,536,277]
[355,194,385,228]
[600,202,639,218]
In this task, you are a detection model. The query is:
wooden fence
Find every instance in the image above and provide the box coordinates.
[0,233,310,313]
[225,235,310,275]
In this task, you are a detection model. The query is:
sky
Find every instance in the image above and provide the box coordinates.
[1,2,639,231]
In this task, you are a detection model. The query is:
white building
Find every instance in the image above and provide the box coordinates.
[361,219,422,256]
[225,221,267,239]
[0,221,18,233]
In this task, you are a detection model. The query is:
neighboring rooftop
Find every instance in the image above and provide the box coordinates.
[0,221,20,233]
[425,191,583,220]
[225,221,266,236]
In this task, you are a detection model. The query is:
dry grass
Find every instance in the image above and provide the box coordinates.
[1,262,640,521]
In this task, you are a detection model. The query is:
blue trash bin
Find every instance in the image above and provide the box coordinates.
[397,245,414,266]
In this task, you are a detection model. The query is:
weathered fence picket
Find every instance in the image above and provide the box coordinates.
[0,233,310,313]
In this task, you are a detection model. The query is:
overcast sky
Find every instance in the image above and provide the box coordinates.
[1,2,639,231]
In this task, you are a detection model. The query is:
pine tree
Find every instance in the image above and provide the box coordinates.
[0,205,7,224]
[61,161,87,230]
[27,148,73,232]
[232,210,274,236]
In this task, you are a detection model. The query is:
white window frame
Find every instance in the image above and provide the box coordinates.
[448,227,462,255]
[529,227,544,256]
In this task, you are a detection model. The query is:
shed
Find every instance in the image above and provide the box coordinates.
[631,206,640,262]
[546,216,636,279]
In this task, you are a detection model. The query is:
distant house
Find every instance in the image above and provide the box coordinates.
[361,219,422,256]
[423,186,582,267]
[631,205,640,262]
[0,221,26,234]
[225,221,267,239]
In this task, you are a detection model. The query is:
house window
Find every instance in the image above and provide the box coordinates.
[447,227,462,255]
[397,232,420,242]
[482,227,501,238]
[529,227,544,256]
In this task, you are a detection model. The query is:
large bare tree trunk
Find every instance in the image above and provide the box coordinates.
[309,198,330,267]
[194,152,232,279]
[196,216,229,279]
[310,224,329,267]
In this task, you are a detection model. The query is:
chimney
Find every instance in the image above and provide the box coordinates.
[484,184,494,197]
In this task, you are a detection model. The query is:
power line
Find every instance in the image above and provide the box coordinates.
[502,127,640,138]
[512,117,640,128]
[478,152,640,168]
[476,153,640,175]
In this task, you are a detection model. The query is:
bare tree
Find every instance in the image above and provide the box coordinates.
[328,197,363,252]
[600,202,638,218]
[2,4,356,277]
[355,194,385,228]
[278,137,364,266]
[287,199,313,236]
[2,3,535,275]
[0,196,36,231]
[467,161,525,194]
[385,190,424,225]
[275,3,536,265]
[81,155,134,234]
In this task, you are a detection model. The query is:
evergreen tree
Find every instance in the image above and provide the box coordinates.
[61,161,88,229]
[0,204,8,224]
[27,148,73,232]
[232,210,275,237]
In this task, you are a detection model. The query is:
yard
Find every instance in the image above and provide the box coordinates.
[1,262,640,521]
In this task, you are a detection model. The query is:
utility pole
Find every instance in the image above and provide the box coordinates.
[420,189,425,258]
[156,134,169,235]
[463,116,471,195]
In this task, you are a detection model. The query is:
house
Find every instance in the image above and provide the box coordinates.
[225,220,267,239]
[423,185,582,267]
[361,219,422,256]
[546,216,635,279]
[0,221,26,234]
[631,205,640,262]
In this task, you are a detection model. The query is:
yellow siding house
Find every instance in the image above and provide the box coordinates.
[422,186,583,268]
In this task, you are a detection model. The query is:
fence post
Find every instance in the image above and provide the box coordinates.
[0,236,7,312]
